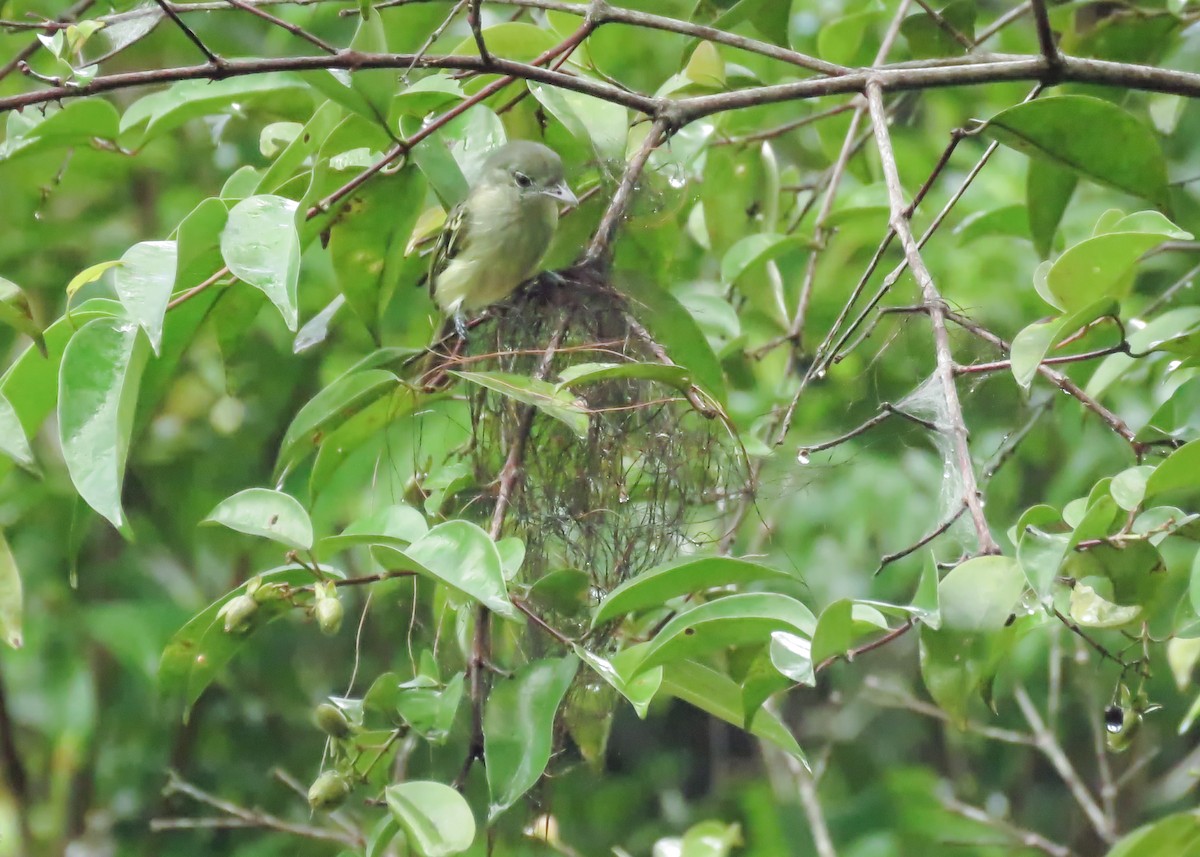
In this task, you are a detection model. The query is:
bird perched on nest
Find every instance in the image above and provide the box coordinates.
[429,140,578,332]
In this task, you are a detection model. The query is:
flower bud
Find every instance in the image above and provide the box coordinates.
[307,770,351,811]
[314,702,352,738]
[217,594,258,634]
[315,593,344,636]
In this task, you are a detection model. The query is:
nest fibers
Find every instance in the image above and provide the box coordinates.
[435,272,736,619]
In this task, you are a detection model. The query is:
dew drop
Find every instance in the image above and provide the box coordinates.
[796,448,810,465]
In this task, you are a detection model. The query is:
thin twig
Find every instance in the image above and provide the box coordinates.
[225,0,338,53]
[875,503,967,575]
[940,793,1079,857]
[1013,685,1115,844]
[865,81,998,555]
[154,0,224,65]
[1029,0,1062,74]
[0,0,97,82]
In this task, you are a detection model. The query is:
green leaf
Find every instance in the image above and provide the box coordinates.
[203,488,314,551]
[983,96,1170,208]
[310,387,423,498]
[58,317,150,533]
[660,660,805,762]
[256,101,344,195]
[809,599,855,665]
[0,392,36,474]
[1146,439,1200,500]
[573,645,662,718]
[172,198,228,294]
[624,593,816,676]
[900,0,975,58]
[1043,213,1190,311]
[376,521,520,621]
[1016,505,1069,602]
[720,232,809,288]
[318,504,429,557]
[385,782,476,857]
[617,276,727,405]
[1104,811,1200,857]
[1087,308,1200,398]
[329,166,427,339]
[1027,158,1077,259]
[391,75,466,119]
[220,195,302,331]
[1112,465,1155,511]
[528,84,629,163]
[275,368,400,481]
[119,74,308,146]
[159,565,329,716]
[1010,298,1116,389]
[953,204,1029,245]
[0,531,22,649]
[0,276,44,351]
[113,241,176,354]
[556,361,694,393]
[449,371,589,439]
[1070,582,1141,628]
[684,41,725,87]
[940,555,1025,631]
[593,557,797,626]
[485,655,579,819]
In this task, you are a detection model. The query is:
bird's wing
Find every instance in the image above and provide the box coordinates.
[427,202,469,299]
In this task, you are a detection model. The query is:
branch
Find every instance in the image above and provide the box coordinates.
[1014,685,1116,844]
[1029,0,1062,74]
[224,0,338,53]
[373,0,845,76]
[155,770,359,846]
[584,117,669,267]
[865,81,998,556]
[154,0,224,66]
[940,793,1078,857]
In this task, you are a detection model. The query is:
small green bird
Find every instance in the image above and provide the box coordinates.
[429,140,577,326]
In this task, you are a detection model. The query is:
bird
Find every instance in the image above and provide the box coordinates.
[428,140,578,332]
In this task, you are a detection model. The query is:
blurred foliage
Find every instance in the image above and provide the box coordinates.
[2,0,1200,855]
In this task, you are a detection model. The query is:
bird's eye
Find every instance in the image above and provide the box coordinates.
[514,171,533,188]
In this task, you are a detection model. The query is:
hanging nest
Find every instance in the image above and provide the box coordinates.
[427,269,737,624]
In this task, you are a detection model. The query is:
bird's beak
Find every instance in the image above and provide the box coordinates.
[543,181,578,205]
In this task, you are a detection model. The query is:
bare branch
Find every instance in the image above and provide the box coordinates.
[940,793,1079,857]
[153,0,224,65]
[225,0,338,53]
[865,81,998,556]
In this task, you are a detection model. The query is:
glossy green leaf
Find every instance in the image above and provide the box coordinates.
[1087,308,1200,398]
[449,371,589,438]
[556,361,693,393]
[939,555,1025,632]
[1027,158,1077,259]
[58,317,150,532]
[275,368,400,481]
[624,593,817,676]
[220,195,302,331]
[1015,505,1069,602]
[376,521,519,621]
[203,488,314,551]
[113,241,176,354]
[1104,811,1200,857]
[1146,440,1200,500]
[661,660,805,762]
[119,74,308,145]
[318,504,428,556]
[310,387,423,498]
[256,101,344,195]
[1043,213,1190,312]
[1010,298,1115,389]
[385,781,475,857]
[0,392,36,474]
[1070,582,1141,628]
[1112,465,1155,511]
[983,96,1170,207]
[809,599,855,665]
[528,84,629,163]
[331,167,426,339]
[721,232,809,288]
[0,530,22,649]
[485,655,579,819]
[575,645,662,719]
[593,557,797,626]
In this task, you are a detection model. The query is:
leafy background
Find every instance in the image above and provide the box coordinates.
[1,0,1200,855]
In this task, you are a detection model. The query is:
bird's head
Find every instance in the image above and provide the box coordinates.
[480,140,578,205]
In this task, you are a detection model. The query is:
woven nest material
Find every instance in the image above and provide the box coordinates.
[434,272,735,616]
